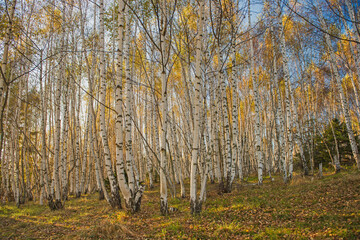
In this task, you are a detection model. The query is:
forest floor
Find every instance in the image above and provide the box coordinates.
[1,169,360,239]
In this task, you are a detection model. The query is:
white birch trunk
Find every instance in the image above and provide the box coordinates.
[144,91,154,189]
[230,45,241,183]
[52,63,63,209]
[40,51,51,204]
[270,26,287,182]
[190,0,205,214]
[278,13,294,179]
[61,71,70,201]
[0,0,16,105]
[277,12,308,176]
[248,0,263,184]
[171,112,185,198]
[319,8,360,169]
[98,0,122,208]
[115,0,131,204]
[219,49,232,192]
[159,0,169,216]
[210,76,221,183]
[80,112,90,194]
[124,13,137,207]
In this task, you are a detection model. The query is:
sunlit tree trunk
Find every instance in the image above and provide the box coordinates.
[144,91,154,189]
[248,0,263,184]
[219,48,232,192]
[278,10,294,179]
[190,0,205,215]
[150,45,161,183]
[52,60,63,209]
[61,58,70,201]
[0,107,8,201]
[270,26,287,183]
[338,6,360,121]
[98,0,122,209]
[329,120,341,173]
[318,8,360,170]
[289,82,309,175]
[230,45,241,183]
[210,75,221,183]
[80,113,90,194]
[74,55,82,199]
[277,14,308,176]
[171,111,185,198]
[0,0,17,110]
[124,8,139,211]
[115,0,130,204]
[90,100,106,200]
[13,82,23,207]
[40,51,50,205]
[345,0,360,56]
[159,0,169,216]
[2,135,10,202]
[0,0,17,202]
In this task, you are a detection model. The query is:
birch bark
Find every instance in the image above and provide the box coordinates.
[248,0,263,184]
[270,26,287,182]
[98,0,122,208]
[277,9,294,179]
[190,0,205,214]
[318,8,360,169]
[159,0,169,216]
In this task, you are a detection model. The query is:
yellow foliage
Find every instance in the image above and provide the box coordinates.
[341,74,354,91]
[180,3,197,31]
[327,0,341,7]
[213,55,219,69]
[282,15,294,33]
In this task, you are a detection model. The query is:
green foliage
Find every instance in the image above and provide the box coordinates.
[295,118,359,170]
[313,118,358,167]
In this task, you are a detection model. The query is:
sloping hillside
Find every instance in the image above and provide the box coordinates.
[1,170,360,239]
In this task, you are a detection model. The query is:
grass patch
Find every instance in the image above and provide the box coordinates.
[1,170,360,239]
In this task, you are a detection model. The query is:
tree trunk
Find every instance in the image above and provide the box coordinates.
[98,0,122,209]
[190,0,205,215]
[319,8,360,170]
[248,0,263,185]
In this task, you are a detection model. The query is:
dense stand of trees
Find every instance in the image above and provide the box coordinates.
[1,0,359,214]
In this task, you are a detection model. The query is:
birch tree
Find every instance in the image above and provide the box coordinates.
[190,0,206,215]
[248,0,264,184]
[318,6,360,170]
[98,0,122,209]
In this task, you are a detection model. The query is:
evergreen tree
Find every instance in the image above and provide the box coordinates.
[310,119,358,169]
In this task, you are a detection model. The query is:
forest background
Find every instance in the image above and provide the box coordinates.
[1,0,360,238]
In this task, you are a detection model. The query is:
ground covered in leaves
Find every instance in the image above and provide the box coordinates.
[1,170,360,239]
